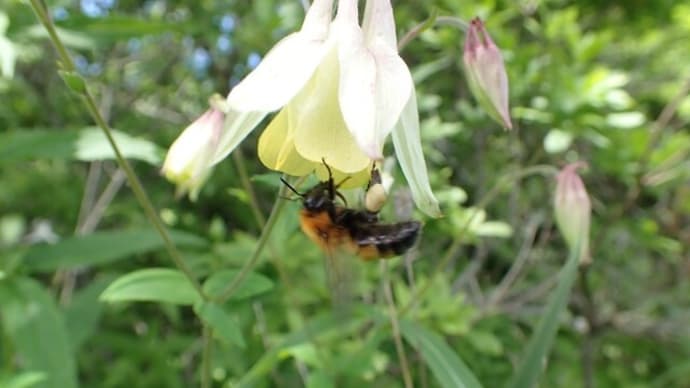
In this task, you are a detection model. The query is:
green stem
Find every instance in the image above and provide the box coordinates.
[400,165,558,315]
[232,149,266,228]
[28,0,206,298]
[201,325,213,388]
[506,236,583,388]
[398,13,468,51]
[381,261,414,388]
[216,181,289,303]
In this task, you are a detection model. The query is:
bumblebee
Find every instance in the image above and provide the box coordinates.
[282,162,421,260]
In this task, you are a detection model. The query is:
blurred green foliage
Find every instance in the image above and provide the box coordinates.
[1,0,689,387]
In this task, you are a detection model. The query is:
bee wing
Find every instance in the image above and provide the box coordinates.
[323,243,358,309]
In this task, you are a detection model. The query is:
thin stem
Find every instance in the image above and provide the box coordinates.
[28,0,206,298]
[79,169,127,233]
[400,165,558,315]
[216,182,289,303]
[201,325,213,388]
[398,14,468,51]
[232,149,266,228]
[485,214,542,309]
[381,261,414,388]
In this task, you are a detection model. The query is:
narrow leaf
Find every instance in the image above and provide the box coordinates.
[100,268,201,305]
[505,242,582,388]
[399,319,483,388]
[0,278,78,388]
[24,228,206,272]
[194,302,246,348]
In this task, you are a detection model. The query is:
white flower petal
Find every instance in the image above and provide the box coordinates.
[226,34,328,112]
[226,0,334,112]
[211,109,266,165]
[337,30,379,158]
[335,0,412,161]
[362,0,397,48]
[300,0,334,37]
[338,38,413,160]
[392,91,441,217]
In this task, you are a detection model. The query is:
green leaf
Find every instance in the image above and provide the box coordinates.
[24,228,206,272]
[0,130,79,161]
[59,16,190,39]
[74,127,163,165]
[605,111,646,129]
[543,129,574,153]
[194,301,245,348]
[100,268,201,305]
[0,278,77,388]
[237,311,369,387]
[474,221,513,238]
[57,70,87,94]
[0,371,46,388]
[505,241,582,388]
[202,269,273,301]
[22,25,97,50]
[306,370,335,388]
[62,276,115,351]
[0,128,164,165]
[0,35,17,78]
[399,319,483,388]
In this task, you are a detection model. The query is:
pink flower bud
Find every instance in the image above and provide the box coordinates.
[463,17,512,130]
[554,162,591,264]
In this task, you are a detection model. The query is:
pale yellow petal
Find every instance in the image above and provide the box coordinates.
[291,49,371,175]
[258,108,314,176]
[314,163,372,189]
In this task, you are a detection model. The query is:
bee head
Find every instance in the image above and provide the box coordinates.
[302,182,332,211]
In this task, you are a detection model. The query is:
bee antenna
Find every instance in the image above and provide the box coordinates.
[321,157,333,179]
[280,177,303,197]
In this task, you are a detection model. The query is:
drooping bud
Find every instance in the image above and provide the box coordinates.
[463,17,512,130]
[554,162,592,265]
[162,108,224,200]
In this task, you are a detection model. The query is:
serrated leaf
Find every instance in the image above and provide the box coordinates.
[0,278,77,388]
[100,268,201,305]
[203,269,273,301]
[194,301,245,347]
[399,319,483,388]
[24,228,206,272]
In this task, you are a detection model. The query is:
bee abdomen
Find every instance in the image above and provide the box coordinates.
[354,221,422,260]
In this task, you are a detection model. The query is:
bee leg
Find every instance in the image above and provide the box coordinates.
[335,191,348,206]
[280,177,303,198]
